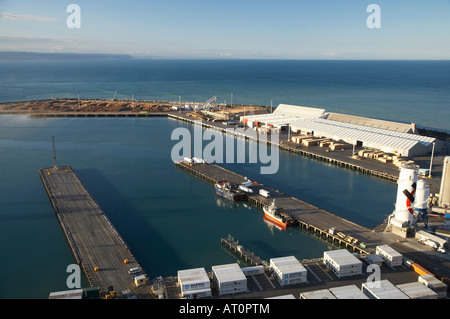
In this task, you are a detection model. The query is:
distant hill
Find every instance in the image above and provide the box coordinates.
[0,51,133,60]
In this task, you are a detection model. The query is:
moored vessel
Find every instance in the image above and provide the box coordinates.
[215,181,248,202]
[263,200,296,229]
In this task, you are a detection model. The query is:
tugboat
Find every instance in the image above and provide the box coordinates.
[215,181,248,202]
[263,200,296,229]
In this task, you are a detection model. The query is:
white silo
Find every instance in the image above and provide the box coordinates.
[414,179,430,228]
[439,156,450,207]
[393,163,419,226]
[414,179,430,212]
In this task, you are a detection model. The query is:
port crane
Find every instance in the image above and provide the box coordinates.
[202,96,217,111]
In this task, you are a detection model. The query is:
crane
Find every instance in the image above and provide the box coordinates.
[202,96,217,111]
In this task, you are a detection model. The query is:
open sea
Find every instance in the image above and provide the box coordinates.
[0,59,449,298]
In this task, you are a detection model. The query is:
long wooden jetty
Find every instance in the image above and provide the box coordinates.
[40,165,153,299]
[221,235,266,267]
[175,161,400,255]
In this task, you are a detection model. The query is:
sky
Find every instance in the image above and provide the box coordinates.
[1,0,450,59]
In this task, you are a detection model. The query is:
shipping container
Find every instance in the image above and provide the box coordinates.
[181,287,212,299]
[212,263,247,296]
[49,289,83,299]
[178,267,210,291]
[241,266,264,276]
[259,189,270,198]
[411,263,432,276]
[270,256,307,286]
[239,185,253,193]
[329,285,369,299]
[375,245,403,267]
[361,280,409,299]
[323,249,362,278]
[418,274,448,298]
[300,289,336,299]
[266,294,296,299]
[192,157,205,164]
[396,282,438,299]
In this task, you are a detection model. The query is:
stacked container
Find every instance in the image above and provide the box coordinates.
[323,249,362,278]
[300,289,336,299]
[418,274,448,298]
[270,256,307,286]
[177,267,212,299]
[375,245,403,267]
[212,263,247,296]
[361,280,410,299]
[396,282,438,299]
[329,285,369,299]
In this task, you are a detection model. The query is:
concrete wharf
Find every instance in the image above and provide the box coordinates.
[175,161,400,255]
[39,165,153,299]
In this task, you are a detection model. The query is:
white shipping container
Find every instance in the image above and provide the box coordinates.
[178,268,210,291]
[49,289,83,299]
[241,266,264,276]
[329,285,369,299]
[239,185,253,193]
[376,245,403,267]
[361,280,410,299]
[270,256,307,286]
[216,286,247,296]
[418,275,448,298]
[300,289,336,299]
[181,287,212,299]
[266,294,296,299]
[212,263,247,293]
[259,189,270,198]
[280,277,306,286]
[192,157,205,164]
[396,282,438,299]
[323,249,362,278]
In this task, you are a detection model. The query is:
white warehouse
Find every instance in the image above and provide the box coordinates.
[240,103,439,157]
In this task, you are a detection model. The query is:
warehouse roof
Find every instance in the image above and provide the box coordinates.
[273,104,326,119]
[326,112,414,133]
[239,103,438,157]
[290,118,436,156]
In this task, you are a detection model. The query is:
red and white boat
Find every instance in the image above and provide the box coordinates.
[263,200,296,229]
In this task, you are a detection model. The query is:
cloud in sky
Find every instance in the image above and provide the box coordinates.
[0,12,57,22]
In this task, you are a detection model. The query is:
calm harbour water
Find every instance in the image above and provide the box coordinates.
[0,115,396,298]
[0,59,447,298]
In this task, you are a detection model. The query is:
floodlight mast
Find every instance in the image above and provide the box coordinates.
[52,136,57,170]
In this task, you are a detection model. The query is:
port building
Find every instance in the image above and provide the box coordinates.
[240,104,439,157]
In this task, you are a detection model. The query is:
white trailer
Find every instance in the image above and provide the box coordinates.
[259,189,270,198]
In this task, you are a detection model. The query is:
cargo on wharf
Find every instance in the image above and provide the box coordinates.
[174,160,404,255]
